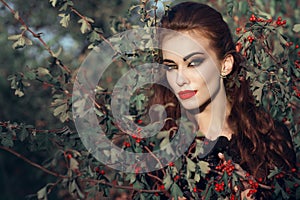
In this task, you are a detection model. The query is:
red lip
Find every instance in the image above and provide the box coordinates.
[178,90,197,100]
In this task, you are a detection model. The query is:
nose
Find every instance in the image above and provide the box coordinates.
[176,69,189,86]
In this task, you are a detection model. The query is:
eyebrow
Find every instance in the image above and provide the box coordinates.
[162,59,175,63]
[183,52,204,61]
[162,52,204,63]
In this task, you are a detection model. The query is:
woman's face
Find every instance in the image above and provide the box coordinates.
[161,31,224,110]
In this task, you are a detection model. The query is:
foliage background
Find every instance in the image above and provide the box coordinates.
[0,0,299,199]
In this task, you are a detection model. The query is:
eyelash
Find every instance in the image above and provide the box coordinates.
[164,58,205,71]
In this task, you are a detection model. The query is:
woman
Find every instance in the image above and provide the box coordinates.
[151,2,297,199]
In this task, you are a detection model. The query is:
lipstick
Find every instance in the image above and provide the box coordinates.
[178,90,197,100]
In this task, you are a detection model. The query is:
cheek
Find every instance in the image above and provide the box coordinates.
[166,71,177,89]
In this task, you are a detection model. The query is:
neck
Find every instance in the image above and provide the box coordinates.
[188,80,232,140]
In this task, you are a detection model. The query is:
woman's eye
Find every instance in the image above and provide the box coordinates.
[188,58,204,67]
[164,65,177,71]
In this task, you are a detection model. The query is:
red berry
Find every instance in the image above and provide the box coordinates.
[100,170,105,175]
[168,162,174,167]
[277,16,282,21]
[159,185,165,190]
[66,153,72,159]
[249,180,254,185]
[174,175,180,181]
[294,183,299,188]
[296,45,299,49]
[137,119,143,124]
[135,167,141,173]
[258,177,263,182]
[236,42,242,53]
[154,192,159,196]
[282,117,287,122]
[291,168,297,173]
[193,187,197,192]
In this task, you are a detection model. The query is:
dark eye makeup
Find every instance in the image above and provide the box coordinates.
[163,57,205,71]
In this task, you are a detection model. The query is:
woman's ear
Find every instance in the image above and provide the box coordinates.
[221,54,234,76]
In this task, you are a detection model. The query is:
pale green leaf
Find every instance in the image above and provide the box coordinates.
[15,89,24,97]
[78,18,91,34]
[37,67,50,76]
[59,13,70,28]
[292,24,300,32]
[49,0,57,7]
[37,186,47,200]
[14,11,19,20]
[198,161,210,175]
[8,34,22,41]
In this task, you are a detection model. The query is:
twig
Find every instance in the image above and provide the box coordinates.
[147,172,163,183]
[0,146,69,179]
[81,178,164,193]
[0,122,70,134]
[144,146,166,176]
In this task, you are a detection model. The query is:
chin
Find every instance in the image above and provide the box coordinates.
[178,99,202,111]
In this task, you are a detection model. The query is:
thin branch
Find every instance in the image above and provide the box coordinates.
[82,178,164,193]
[0,122,70,134]
[143,146,166,176]
[0,146,69,179]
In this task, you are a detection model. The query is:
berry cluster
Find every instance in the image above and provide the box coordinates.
[214,182,225,192]
[249,14,256,22]
[215,159,235,176]
[276,16,286,26]
[245,179,259,197]
[292,86,300,97]
[123,141,131,148]
[247,36,255,43]
[248,14,272,23]
[235,27,242,34]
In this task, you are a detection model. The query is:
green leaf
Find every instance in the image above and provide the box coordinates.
[170,183,184,199]
[37,186,47,200]
[37,67,50,77]
[292,24,300,32]
[267,167,279,179]
[58,13,70,28]
[163,173,172,190]
[125,173,136,184]
[1,135,14,147]
[53,104,67,117]
[8,34,22,41]
[78,19,91,34]
[12,37,25,49]
[19,126,29,141]
[198,161,210,175]
[49,0,57,7]
[69,157,79,170]
[15,89,24,97]
[24,71,36,80]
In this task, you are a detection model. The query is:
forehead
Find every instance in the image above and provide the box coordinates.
[161,31,212,58]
